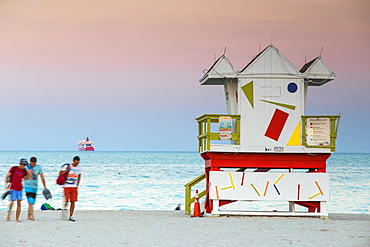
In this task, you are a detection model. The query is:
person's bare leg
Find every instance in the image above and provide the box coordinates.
[70,201,75,217]
[27,204,31,220]
[15,200,22,222]
[61,201,68,220]
[6,201,14,221]
[28,204,35,221]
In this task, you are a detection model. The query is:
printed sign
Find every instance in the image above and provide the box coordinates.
[219,116,232,140]
[306,118,330,146]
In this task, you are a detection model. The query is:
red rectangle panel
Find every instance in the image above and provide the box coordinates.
[264,109,289,141]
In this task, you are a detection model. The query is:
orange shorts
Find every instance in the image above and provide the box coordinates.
[64,187,78,202]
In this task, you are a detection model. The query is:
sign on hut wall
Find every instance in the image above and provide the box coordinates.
[306,117,330,146]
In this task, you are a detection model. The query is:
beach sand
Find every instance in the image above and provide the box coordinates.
[1,210,369,246]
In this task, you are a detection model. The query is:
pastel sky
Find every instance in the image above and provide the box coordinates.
[0,0,369,152]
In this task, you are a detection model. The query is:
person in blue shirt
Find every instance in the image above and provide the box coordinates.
[24,157,47,221]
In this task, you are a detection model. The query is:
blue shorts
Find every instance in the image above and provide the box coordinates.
[9,190,23,201]
[25,187,38,204]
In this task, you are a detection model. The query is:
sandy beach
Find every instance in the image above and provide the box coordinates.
[1,210,369,246]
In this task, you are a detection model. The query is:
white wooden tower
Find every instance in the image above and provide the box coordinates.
[187,44,341,217]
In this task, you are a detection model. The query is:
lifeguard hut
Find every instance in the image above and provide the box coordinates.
[185,44,340,217]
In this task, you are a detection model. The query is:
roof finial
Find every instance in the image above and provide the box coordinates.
[223,46,227,56]
[320,46,324,57]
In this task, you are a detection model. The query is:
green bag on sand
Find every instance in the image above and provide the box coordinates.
[41,203,55,210]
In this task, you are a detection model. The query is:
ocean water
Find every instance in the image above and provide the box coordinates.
[0,151,369,214]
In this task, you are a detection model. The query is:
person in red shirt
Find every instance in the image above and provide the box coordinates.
[4,158,30,222]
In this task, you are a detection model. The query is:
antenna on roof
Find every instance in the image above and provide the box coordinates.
[223,46,227,56]
[320,46,324,57]
[305,54,307,64]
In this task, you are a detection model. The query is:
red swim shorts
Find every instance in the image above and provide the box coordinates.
[64,187,78,202]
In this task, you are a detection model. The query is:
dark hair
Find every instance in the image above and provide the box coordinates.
[30,157,37,163]
[73,156,80,161]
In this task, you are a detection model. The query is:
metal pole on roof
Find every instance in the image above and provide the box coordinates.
[320,46,324,57]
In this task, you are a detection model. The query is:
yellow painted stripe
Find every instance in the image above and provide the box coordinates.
[250,184,261,196]
[221,186,232,190]
[215,186,219,199]
[274,173,285,184]
[263,181,270,196]
[315,181,324,195]
[309,192,321,199]
[260,99,296,110]
[228,172,236,190]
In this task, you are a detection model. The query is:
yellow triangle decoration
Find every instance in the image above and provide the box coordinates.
[287,121,301,146]
[241,81,254,108]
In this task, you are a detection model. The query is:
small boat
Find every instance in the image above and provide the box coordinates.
[77,137,95,151]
